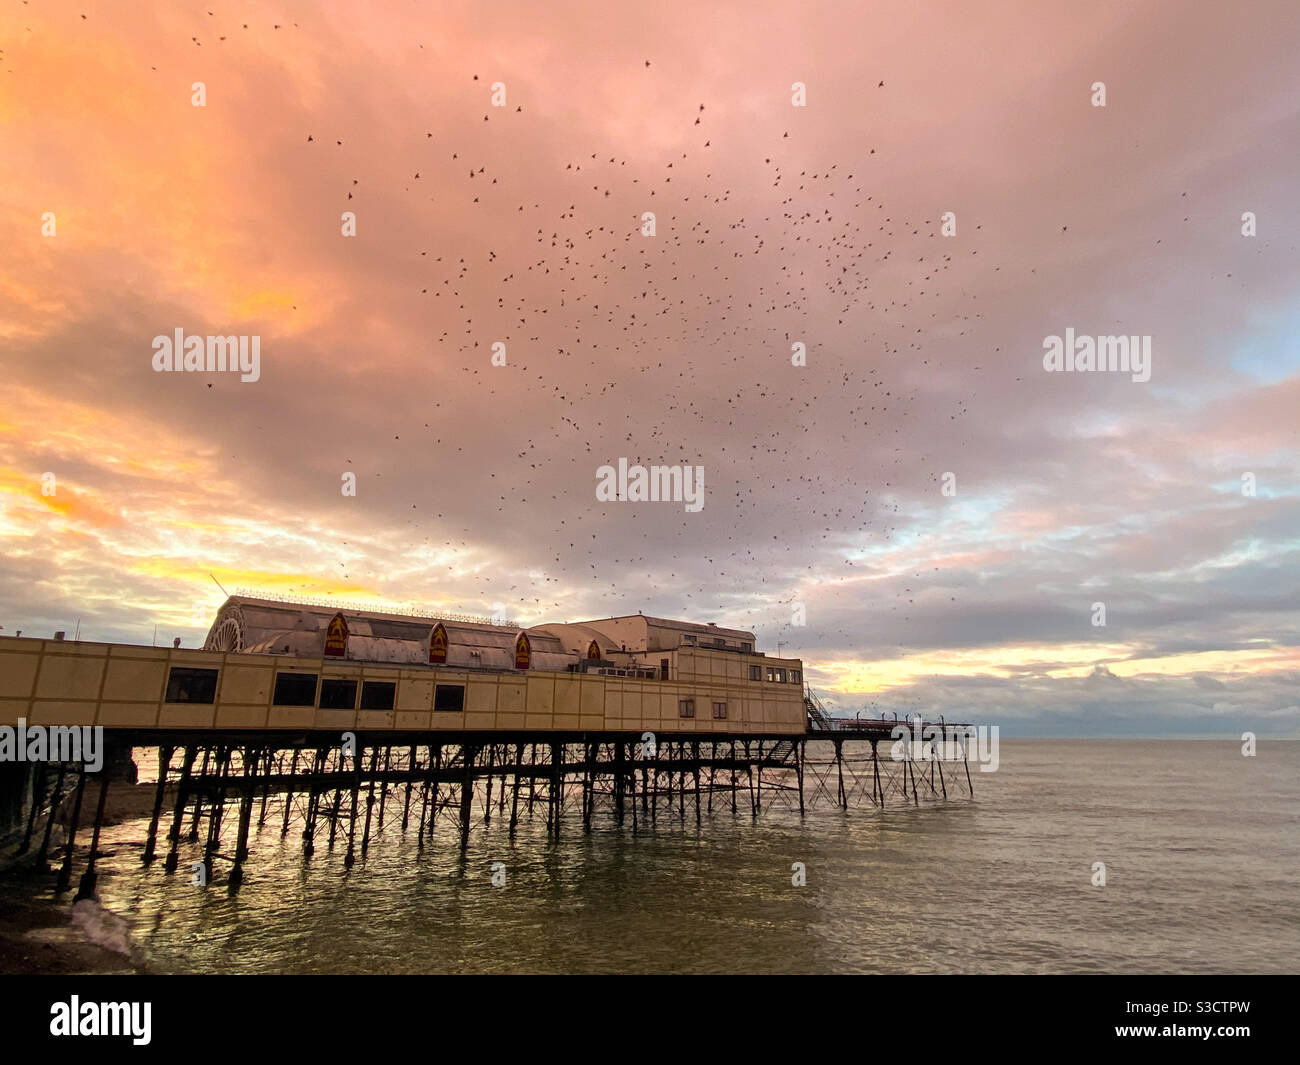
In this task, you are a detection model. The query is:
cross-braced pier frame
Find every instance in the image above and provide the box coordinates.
[17,718,976,896]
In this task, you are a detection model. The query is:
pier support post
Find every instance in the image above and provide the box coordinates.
[797,740,806,815]
[187,746,211,842]
[142,744,173,864]
[509,743,523,837]
[459,743,476,852]
[35,763,67,869]
[548,742,562,839]
[344,744,364,869]
[400,745,416,831]
[74,768,111,900]
[229,748,257,893]
[17,763,46,856]
[614,741,625,825]
[163,747,196,873]
[360,746,379,859]
[55,767,87,894]
[281,748,299,837]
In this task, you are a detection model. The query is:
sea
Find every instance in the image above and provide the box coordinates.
[7,739,1299,974]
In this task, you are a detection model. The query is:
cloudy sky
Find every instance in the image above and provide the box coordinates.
[2,1,1297,735]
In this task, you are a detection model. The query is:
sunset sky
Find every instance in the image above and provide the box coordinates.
[2,1,1297,735]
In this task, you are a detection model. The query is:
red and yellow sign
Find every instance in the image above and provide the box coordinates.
[587,640,601,660]
[323,613,348,658]
[429,621,448,664]
[514,631,531,670]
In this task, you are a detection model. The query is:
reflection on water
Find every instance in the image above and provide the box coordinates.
[78,741,1300,973]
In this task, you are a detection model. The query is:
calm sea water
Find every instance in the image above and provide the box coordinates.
[74,740,1300,973]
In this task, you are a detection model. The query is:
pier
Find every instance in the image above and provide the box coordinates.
[8,708,975,897]
[1,603,975,896]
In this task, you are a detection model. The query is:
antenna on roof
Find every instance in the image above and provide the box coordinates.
[210,574,230,597]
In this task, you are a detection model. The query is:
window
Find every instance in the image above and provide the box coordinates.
[319,678,357,710]
[359,681,395,710]
[273,672,317,706]
[749,665,762,681]
[678,699,695,718]
[712,701,727,720]
[712,637,726,649]
[766,667,776,682]
[165,667,219,704]
[742,643,753,653]
[434,684,465,712]
[682,634,696,645]
[774,668,787,684]
[660,659,670,680]
[790,670,802,684]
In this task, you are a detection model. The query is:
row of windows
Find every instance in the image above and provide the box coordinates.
[678,700,728,719]
[590,667,659,679]
[164,667,464,713]
[166,666,771,717]
[680,635,754,653]
[748,665,801,684]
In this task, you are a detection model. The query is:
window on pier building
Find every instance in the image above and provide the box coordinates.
[165,667,219,704]
[660,658,670,680]
[273,672,318,706]
[434,684,466,712]
[790,670,802,684]
[678,699,695,718]
[749,665,762,681]
[359,681,396,710]
[712,701,727,720]
[319,678,358,710]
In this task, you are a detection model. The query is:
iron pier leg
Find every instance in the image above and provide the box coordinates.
[797,740,806,815]
[36,763,67,869]
[142,745,173,865]
[614,741,625,825]
[74,767,111,900]
[509,743,523,837]
[55,767,87,894]
[459,744,476,852]
[344,744,363,868]
[188,746,211,841]
[281,748,299,837]
[378,746,391,828]
[360,746,378,858]
[163,747,196,873]
[229,748,257,893]
[400,745,416,831]
[17,762,46,855]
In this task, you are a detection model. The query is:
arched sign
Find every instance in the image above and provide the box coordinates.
[514,631,531,670]
[429,622,448,664]
[323,613,348,658]
[587,640,601,661]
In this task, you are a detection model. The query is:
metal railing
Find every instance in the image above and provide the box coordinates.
[230,588,518,627]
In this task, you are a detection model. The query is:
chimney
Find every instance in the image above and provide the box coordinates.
[53,631,66,641]
[173,637,182,649]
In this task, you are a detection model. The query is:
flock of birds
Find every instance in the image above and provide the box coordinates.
[22,8,999,698]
